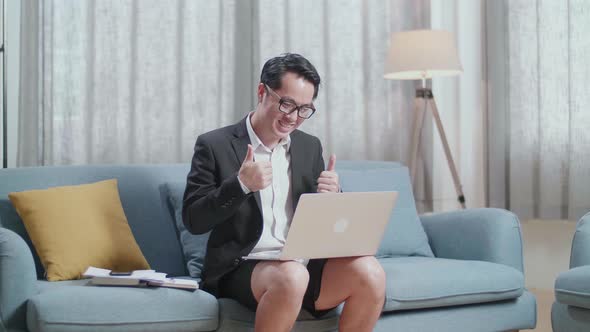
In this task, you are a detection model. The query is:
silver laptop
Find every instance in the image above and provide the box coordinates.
[242,191,398,261]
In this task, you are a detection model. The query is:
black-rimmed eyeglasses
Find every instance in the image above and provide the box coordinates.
[264,84,316,119]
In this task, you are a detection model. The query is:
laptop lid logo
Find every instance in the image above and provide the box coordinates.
[333,219,349,233]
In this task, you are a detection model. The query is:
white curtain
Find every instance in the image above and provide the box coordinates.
[19,0,451,211]
[19,0,430,167]
[428,0,486,211]
[19,0,245,165]
[19,0,589,218]
[486,0,590,220]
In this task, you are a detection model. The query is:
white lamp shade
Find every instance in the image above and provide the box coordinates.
[384,29,462,80]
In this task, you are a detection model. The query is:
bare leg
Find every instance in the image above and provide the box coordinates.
[314,256,386,332]
[250,261,310,332]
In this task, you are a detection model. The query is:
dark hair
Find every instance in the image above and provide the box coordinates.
[260,53,321,99]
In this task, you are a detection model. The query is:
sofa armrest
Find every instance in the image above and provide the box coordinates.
[0,227,37,331]
[554,265,590,309]
[570,212,590,268]
[420,208,524,273]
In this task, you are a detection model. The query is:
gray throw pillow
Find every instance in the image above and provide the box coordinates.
[164,182,210,281]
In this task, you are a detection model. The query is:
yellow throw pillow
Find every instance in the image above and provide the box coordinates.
[8,179,150,281]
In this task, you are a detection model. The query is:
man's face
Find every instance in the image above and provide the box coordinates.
[257,72,315,143]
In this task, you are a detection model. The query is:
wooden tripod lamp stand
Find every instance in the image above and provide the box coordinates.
[384,30,466,209]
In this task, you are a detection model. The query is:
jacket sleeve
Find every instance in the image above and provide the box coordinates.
[182,136,251,235]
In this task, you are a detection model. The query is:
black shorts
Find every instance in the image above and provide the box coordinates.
[217,258,335,318]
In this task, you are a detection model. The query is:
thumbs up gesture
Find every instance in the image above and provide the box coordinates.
[238,144,273,192]
[317,154,340,193]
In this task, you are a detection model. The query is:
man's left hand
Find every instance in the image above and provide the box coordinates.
[317,154,340,193]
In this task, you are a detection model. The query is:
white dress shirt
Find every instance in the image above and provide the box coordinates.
[238,113,294,254]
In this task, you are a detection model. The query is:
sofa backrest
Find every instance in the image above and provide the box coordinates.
[0,160,433,280]
[163,160,432,281]
[0,164,190,278]
[570,211,590,268]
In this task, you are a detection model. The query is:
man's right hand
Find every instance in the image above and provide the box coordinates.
[238,144,272,192]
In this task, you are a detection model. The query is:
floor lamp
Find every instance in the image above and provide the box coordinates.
[1,0,6,169]
[384,29,466,209]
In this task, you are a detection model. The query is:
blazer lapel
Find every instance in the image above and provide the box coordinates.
[289,134,305,211]
[231,116,262,213]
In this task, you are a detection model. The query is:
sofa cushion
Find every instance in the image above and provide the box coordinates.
[376,291,536,331]
[555,265,590,309]
[165,182,210,281]
[337,167,433,258]
[215,298,340,332]
[27,280,218,332]
[8,179,150,281]
[379,256,524,312]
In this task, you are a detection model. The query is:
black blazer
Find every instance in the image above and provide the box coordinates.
[182,116,325,295]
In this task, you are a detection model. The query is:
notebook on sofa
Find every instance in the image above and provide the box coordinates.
[83,266,199,290]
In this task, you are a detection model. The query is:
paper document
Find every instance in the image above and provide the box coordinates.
[82,266,198,290]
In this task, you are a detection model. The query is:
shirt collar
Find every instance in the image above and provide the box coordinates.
[246,112,291,151]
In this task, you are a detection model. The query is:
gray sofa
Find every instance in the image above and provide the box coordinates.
[552,212,590,331]
[0,161,536,332]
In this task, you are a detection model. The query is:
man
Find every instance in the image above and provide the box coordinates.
[182,53,385,332]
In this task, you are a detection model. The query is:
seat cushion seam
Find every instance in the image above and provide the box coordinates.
[388,286,522,302]
[39,316,218,325]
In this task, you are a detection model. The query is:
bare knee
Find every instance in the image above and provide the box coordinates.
[268,262,310,300]
[354,257,386,299]
[275,262,310,297]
